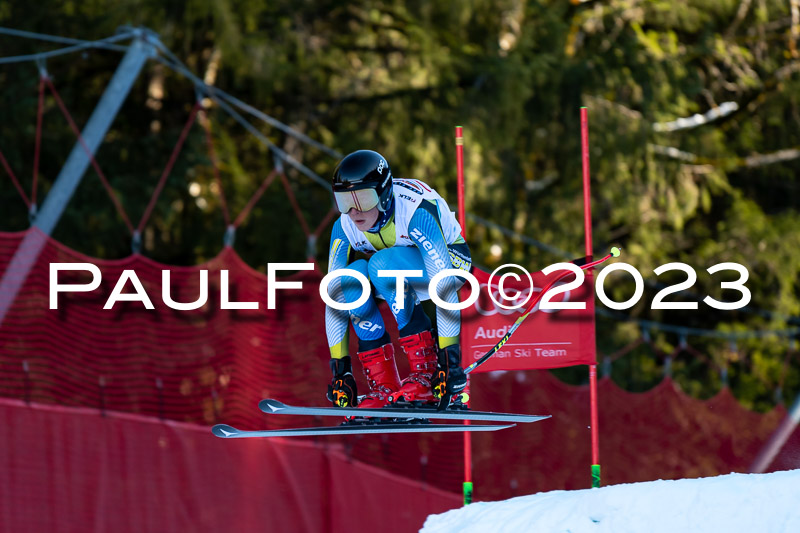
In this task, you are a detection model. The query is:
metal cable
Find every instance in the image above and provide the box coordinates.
[0,29,132,64]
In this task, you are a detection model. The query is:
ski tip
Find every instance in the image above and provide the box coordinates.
[258,398,287,412]
[212,424,239,438]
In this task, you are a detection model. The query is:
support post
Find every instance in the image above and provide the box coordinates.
[749,393,800,473]
[0,29,158,327]
[581,107,601,488]
[455,126,473,504]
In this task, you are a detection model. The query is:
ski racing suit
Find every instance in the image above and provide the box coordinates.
[325,178,471,362]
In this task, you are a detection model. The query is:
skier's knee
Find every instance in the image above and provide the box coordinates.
[367,250,391,274]
[347,258,370,277]
[340,259,370,295]
[367,249,395,286]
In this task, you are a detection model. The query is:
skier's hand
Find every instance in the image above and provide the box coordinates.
[432,366,466,399]
[327,374,358,407]
[432,345,466,401]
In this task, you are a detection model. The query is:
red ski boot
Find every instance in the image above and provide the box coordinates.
[388,331,438,405]
[357,343,402,409]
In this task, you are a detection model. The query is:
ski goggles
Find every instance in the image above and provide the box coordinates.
[334,188,380,213]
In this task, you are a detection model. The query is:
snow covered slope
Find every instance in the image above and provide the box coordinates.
[421,470,800,533]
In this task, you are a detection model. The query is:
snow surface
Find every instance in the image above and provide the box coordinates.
[421,469,800,533]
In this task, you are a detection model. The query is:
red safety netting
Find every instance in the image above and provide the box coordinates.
[0,398,460,532]
[0,228,334,428]
[1,228,798,505]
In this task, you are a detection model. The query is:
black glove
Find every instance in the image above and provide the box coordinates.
[432,345,466,401]
[327,356,358,407]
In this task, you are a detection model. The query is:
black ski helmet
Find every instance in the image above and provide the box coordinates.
[332,150,393,212]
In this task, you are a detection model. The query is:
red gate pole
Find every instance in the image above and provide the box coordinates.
[456,126,466,233]
[581,107,601,488]
[455,126,473,505]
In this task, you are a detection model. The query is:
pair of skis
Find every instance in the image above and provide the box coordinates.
[213,249,619,439]
[212,399,549,438]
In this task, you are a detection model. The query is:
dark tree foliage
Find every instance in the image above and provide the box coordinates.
[1,0,798,410]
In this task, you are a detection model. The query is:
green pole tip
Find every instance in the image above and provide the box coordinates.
[610,246,621,257]
[591,464,601,488]
[463,482,474,506]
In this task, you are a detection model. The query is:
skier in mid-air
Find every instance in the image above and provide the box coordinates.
[325,150,472,410]
[213,150,614,439]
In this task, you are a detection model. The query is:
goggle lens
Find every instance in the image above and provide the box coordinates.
[334,189,380,214]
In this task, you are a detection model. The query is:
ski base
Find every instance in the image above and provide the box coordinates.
[259,398,549,424]
[212,421,515,439]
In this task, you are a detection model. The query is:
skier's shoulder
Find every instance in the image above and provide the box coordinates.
[331,216,346,238]
[393,178,449,215]
[393,179,463,246]
[393,178,437,198]
[332,216,356,247]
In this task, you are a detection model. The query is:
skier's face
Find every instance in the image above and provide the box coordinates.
[347,206,380,231]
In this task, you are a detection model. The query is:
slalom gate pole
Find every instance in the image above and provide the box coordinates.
[456,126,466,236]
[455,126,473,505]
[581,107,601,488]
